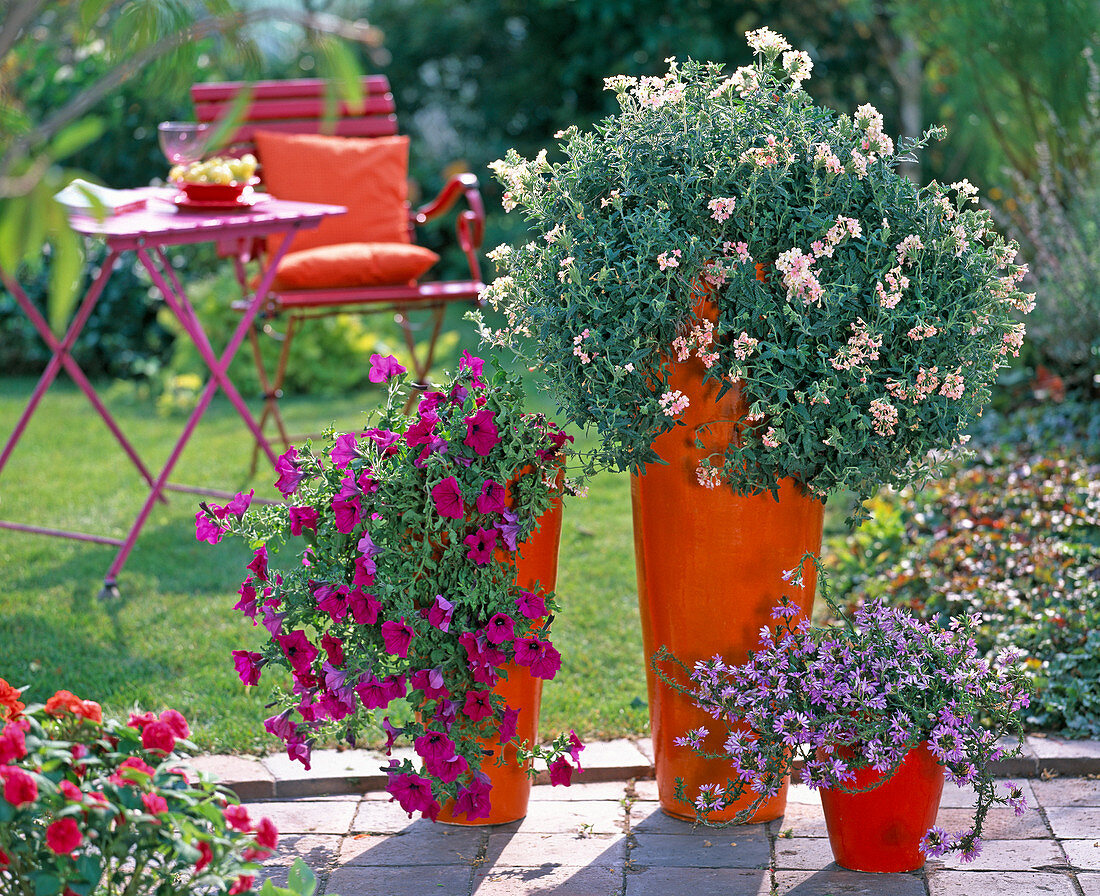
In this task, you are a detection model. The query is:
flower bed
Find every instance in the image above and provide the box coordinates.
[827,452,1100,735]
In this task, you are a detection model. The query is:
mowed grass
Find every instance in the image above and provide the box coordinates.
[0,372,651,753]
[0,368,848,755]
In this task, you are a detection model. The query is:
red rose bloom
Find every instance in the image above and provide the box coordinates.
[0,766,37,807]
[46,817,83,855]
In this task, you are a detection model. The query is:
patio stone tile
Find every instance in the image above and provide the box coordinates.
[473,862,622,895]
[1046,806,1100,839]
[186,753,276,800]
[340,827,485,866]
[255,835,340,886]
[483,830,626,867]
[1032,777,1100,807]
[351,801,443,834]
[1028,737,1100,776]
[774,869,925,895]
[1062,837,1100,871]
[633,779,660,801]
[631,829,770,869]
[629,800,761,835]
[773,837,839,870]
[529,780,632,802]
[242,798,359,835]
[325,864,473,896]
[495,799,628,835]
[770,801,829,838]
[935,806,1049,839]
[1080,873,1100,896]
[926,838,1065,871]
[262,748,407,798]
[937,780,1037,809]
[926,870,1077,896]
[625,867,771,895]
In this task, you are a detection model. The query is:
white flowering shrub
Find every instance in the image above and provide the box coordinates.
[478,28,1033,522]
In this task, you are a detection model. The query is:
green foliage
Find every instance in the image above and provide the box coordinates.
[826,452,1100,736]
[482,34,1031,521]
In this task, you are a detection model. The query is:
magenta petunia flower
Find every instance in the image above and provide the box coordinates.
[462,689,494,723]
[410,667,450,701]
[353,556,376,589]
[288,506,319,536]
[425,594,454,632]
[515,589,547,620]
[355,676,388,711]
[368,353,407,383]
[498,705,521,745]
[463,408,500,456]
[314,584,349,621]
[275,629,318,676]
[246,545,268,582]
[232,650,264,685]
[274,446,304,497]
[429,751,469,784]
[234,579,258,618]
[452,772,492,821]
[381,674,407,703]
[417,390,447,414]
[330,433,359,469]
[224,489,254,518]
[514,637,563,680]
[568,730,585,769]
[320,632,345,666]
[482,612,514,645]
[364,427,401,455]
[414,729,457,766]
[431,477,465,519]
[332,495,362,534]
[476,479,508,515]
[381,618,415,658]
[548,756,575,787]
[347,589,381,625]
[458,350,486,386]
[464,526,498,565]
[387,771,435,817]
[405,413,439,448]
[195,510,225,545]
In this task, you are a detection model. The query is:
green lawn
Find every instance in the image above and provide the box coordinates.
[0,371,846,755]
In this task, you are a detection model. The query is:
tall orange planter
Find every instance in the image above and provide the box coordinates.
[437,493,564,825]
[633,306,825,823]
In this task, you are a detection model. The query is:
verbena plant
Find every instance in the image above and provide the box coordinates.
[0,680,307,896]
[655,560,1032,861]
[199,354,584,822]
[479,27,1033,522]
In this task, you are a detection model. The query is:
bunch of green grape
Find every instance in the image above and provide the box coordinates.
[170,153,258,185]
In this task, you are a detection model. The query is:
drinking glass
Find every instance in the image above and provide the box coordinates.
[157,122,210,166]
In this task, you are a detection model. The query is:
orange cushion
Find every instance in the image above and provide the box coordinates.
[271,243,439,290]
[254,132,411,256]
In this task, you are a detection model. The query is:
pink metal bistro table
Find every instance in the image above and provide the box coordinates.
[0,188,346,596]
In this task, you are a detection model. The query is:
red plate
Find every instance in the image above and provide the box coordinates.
[171,190,269,212]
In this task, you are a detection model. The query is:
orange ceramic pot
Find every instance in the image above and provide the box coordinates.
[437,491,564,825]
[819,742,946,872]
[632,302,825,824]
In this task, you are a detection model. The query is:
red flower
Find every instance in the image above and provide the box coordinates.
[0,766,37,807]
[223,803,252,832]
[142,792,168,816]
[73,700,102,723]
[229,874,255,895]
[44,690,81,717]
[0,722,27,764]
[0,847,8,866]
[128,710,157,730]
[195,840,214,872]
[158,709,190,740]
[46,817,83,855]
[140,720,177,755]
[0,679,25,722]
[59,781,83,802]
[255,815,278,850]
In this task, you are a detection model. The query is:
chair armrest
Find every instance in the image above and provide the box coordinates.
[413,173,486,283]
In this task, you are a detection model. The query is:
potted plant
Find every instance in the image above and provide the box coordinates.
[0,679,313,896]
[478,26,1033,821]
[655,561,1032,871]
[198,353,583,825]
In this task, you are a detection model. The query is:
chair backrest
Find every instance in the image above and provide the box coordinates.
[190,76,398,153]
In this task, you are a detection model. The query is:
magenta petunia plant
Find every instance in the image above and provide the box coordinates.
[199,355,584,821]
[0,680,314,896]
[655,558,1032,861]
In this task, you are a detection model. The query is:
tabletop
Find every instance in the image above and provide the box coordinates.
[67,187,347,249]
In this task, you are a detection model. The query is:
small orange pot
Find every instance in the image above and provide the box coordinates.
[819,741,946,872]
[633,300,824,824]
[437,490,564,825]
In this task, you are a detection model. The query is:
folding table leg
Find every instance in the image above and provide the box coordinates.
[0,258,162,491]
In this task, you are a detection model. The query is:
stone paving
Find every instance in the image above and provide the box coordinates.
[189,737,1100,896]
